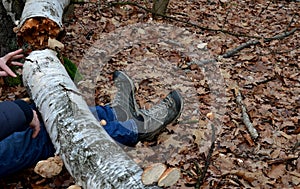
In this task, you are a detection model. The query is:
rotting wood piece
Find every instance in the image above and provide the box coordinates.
[16,17,62,50]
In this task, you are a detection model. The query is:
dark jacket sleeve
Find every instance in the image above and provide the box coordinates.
[0,100,33,141]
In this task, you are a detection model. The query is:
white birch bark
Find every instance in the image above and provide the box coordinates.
[22,49,155,188]
[19,0,69,28]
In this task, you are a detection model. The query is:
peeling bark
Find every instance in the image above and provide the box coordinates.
[22,49,153,188]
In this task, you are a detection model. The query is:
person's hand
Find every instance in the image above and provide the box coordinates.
[0,49,24,77]
[29,110,41,138]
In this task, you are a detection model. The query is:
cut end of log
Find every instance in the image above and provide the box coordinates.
[17,17,62,51]
[158,168,181,187]
[142,163,167,185]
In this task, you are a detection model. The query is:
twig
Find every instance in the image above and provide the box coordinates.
[267,156,298,165]
[222,10,230,30]
[258,1,271,17]
[222,27,299,58]
[195,124,216,189]
[222,40,260,58]
[107,1,264,39]
[235,89,258,140]
[97,0,102,15]
[286,13,296,33]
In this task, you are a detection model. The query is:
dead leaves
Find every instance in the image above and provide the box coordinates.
[1,0,300,188]
[268,164,286,179]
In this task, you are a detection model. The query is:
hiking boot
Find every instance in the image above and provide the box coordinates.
[111,71,184,141]
[110,71,139,122]
[137,90,184,141]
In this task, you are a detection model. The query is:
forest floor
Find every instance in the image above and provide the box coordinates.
[0,0,300,188]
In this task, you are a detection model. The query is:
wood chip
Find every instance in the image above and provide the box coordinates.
[141,163,167,185]
[158,168,181,187]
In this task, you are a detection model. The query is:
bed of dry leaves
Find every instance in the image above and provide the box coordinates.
[0,0,299,188]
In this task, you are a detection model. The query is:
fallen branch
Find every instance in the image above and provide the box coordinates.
[235,89,259,140]
[222,40,260,58]
[222,27,299,58]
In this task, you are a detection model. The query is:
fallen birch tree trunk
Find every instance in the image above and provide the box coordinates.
[17,0,157,188]
[22,49,150,188]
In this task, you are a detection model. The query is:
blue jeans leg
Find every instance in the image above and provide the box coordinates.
[0,123,55,178]
[0,105,138,178]
[90,105,139,146]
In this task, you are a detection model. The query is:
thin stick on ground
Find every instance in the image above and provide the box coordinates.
[285,13,296,33]
[235,89,259,140]
[258,1,271,17]
[195,124,216,189]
